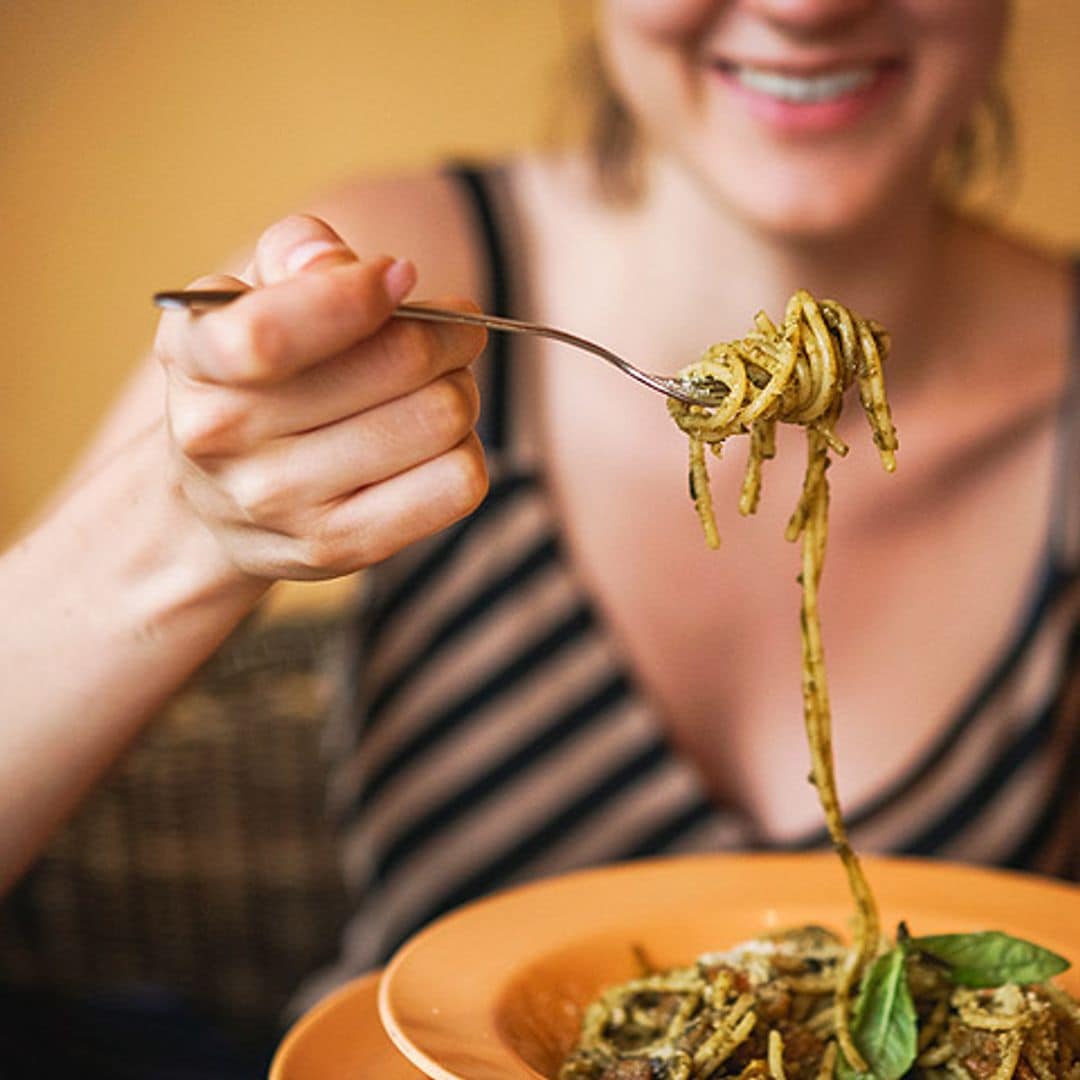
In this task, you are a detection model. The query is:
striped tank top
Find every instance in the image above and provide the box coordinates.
[303,167,1080,1003]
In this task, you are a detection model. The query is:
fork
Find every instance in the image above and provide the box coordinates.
[152,289,726,407]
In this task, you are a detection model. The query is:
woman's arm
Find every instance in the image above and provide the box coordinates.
[0,417,268,892]
[0,207,488,892]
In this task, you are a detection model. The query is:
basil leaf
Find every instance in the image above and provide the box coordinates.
[910,931,1069,988]
[839,947,917,1080]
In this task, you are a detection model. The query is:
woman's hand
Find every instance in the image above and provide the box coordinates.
[155,214,490,580]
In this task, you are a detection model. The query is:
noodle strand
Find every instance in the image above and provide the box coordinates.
[559,293,1079,1080]
[667,291,897,1067]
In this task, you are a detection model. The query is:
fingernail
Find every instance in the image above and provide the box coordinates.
[285,238,350,275]
[383,258,417,305]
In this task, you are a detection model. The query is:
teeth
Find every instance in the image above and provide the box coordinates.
[732,66,874,104]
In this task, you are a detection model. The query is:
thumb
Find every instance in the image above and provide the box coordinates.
[247,213,358,286]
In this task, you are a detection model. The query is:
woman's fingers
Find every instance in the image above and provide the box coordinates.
[179,431,489,581]
[175,257,414,385]
[155,214,417,386]
[202,367,482,522]
[156,213,492,579]
[167,301,486,456]
[313,431,490,572]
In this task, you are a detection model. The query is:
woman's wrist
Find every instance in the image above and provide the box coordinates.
[121,424,272,650]
[3,418,270,720]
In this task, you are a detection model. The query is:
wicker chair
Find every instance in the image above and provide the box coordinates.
[0,610,351,1063]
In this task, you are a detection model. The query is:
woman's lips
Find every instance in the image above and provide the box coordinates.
[710,59,903,134]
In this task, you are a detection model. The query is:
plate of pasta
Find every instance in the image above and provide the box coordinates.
[376,290,1078,1079]
[377,853,1080,1079]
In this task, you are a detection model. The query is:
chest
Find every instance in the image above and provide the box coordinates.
[531,357,1058,837]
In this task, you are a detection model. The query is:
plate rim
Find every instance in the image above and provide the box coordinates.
[270,971,383,1080]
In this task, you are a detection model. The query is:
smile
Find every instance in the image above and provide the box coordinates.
[709,58,902,134]
[725,65,877,105]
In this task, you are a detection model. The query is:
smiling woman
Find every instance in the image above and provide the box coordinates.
[594,0,1011,234]
[0,2,1078,1077]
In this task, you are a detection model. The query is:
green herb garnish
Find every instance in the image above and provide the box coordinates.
[837,946,917,1080]
[835,929,1070,1077]
[909,930,1069,988]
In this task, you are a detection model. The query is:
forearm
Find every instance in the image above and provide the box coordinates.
[0,418,268,891]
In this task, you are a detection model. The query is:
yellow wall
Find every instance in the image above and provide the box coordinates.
[2,1,1077,554]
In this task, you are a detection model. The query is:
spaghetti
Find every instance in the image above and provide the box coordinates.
[558,926,1080,1079]
[669,290,898,1070]
[559,293,1078,1079]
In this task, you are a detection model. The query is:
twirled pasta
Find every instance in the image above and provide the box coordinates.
[667,288,897,549]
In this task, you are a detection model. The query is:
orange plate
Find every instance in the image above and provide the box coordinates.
[270,969,426,1079]
[378,852,1080,1080]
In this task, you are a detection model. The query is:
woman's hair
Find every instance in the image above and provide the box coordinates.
[561,34,1016,212]
[567,36,645,204]
[935,80,1016,209]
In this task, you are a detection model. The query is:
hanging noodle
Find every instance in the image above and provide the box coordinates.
[558,292,1079,1079]
[668,289,898,1071]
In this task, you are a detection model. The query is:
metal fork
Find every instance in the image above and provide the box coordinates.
[152,289,726,407]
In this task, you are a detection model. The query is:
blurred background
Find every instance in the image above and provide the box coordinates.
[0,2,1077,1071]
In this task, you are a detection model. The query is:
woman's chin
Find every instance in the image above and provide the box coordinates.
[710,172,918,245]
[667,134,930,244]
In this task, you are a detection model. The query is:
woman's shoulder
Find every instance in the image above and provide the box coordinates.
[958,217,1075,325]
[945,217,1075,387]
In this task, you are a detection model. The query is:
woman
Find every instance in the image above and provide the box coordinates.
[2,0,1076,1010]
